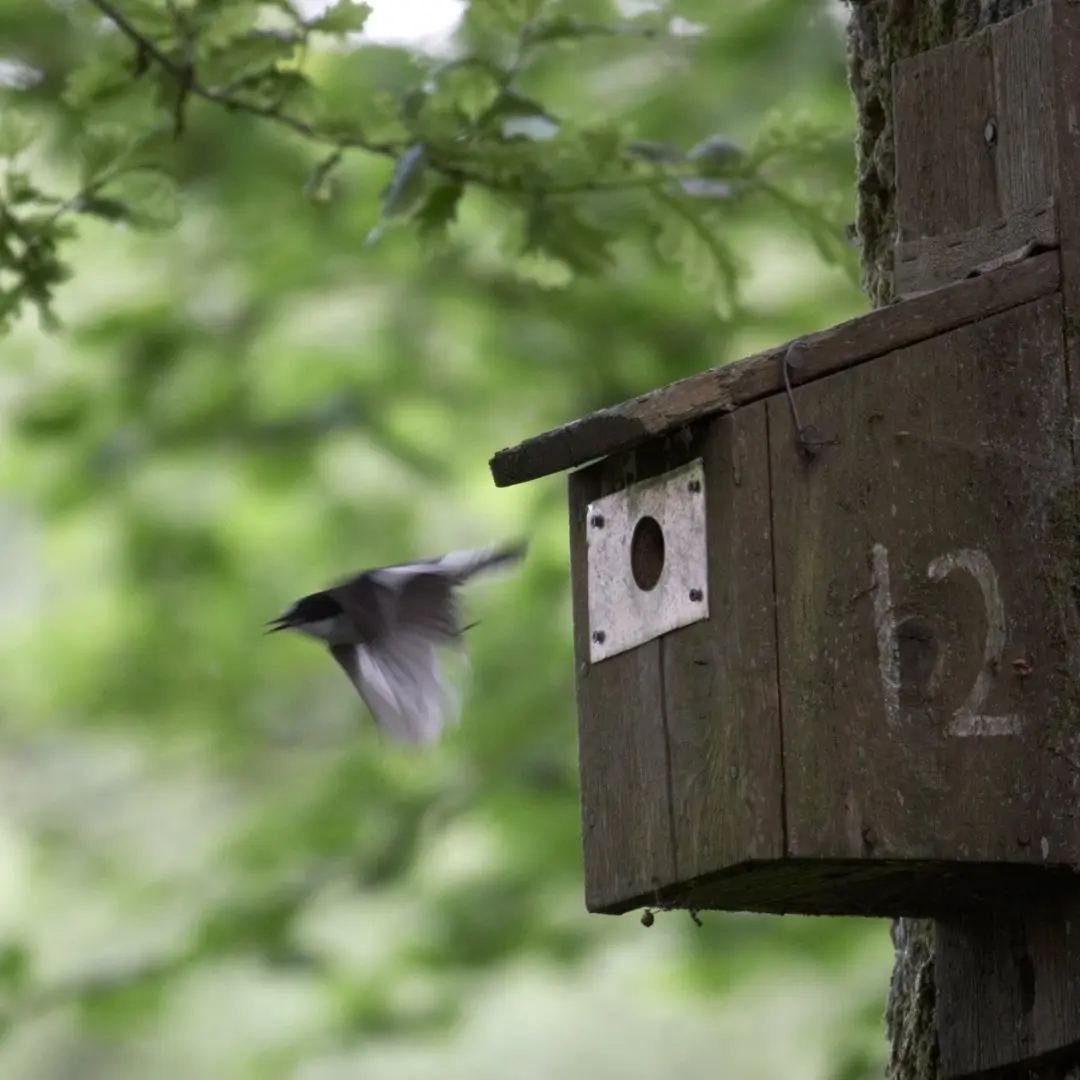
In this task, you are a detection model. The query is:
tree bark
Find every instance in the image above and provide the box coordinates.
[845,3,1039,1079]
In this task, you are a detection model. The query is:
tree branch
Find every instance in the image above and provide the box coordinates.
[85,0,400,158]
[80,0,708,200]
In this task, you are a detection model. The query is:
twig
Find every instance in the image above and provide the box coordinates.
[86,0,399,157]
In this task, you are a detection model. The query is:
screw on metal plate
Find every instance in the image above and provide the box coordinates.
[585,458,710,663]
[591,514,605,528]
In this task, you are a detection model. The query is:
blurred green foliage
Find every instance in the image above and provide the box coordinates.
[0,1,891,1078]
[0,0,853,327]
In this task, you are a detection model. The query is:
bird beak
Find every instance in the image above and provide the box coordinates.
[264,615,291,634]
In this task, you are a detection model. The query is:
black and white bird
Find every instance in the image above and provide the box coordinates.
[266,541,527,745]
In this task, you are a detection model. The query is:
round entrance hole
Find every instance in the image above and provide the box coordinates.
[630,516,665,591]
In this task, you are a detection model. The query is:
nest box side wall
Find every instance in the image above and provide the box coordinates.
[769,294,1080,875]
[568,405,783,915]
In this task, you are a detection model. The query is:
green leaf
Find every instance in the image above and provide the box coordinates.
[415,179,465,241]
[63,57,135,109]
[76,123,138,186]
[76,195,132,222]
[4,170,47,206]
[578,124,624,169]
[0,943,30,995]
[521,198,616,276]
[87,171,182,231]
[398,87,429,123]
[309,0,372,35]
[201,31,301,78]
[0,108,40,159]
[13,378,90,439]
[193,894,299,959]
[77,962,174,1036]
[195,0,262,47]
[117,0,180,38]
[426,59,505,127]
[465,0,544,34]
[522,17,660,46]
[650,187,741,317]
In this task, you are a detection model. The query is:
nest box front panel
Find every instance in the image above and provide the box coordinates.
[769,295,1080,886]
[568,404,782,915]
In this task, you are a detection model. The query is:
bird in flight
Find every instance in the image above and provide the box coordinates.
[267,541,527,744]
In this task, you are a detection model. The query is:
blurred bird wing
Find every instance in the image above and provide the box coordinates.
[374,542,527,588]
[366,565,462,643]
[329,636,461,745]
[439,540,527,580]
[365,542,527,642]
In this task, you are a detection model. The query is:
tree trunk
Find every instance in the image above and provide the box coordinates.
[845,3,1039,1079]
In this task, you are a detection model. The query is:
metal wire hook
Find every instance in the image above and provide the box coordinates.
[781,340,837,459]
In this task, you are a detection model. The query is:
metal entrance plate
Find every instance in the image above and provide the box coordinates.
[586,458,709,663]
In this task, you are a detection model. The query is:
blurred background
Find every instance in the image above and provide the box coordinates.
[0,0,892,1077]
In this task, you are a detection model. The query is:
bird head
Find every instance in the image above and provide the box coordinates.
[265,591,345,635]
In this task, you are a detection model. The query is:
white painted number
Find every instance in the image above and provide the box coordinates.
[872,543,1022,737]
[871,543,901,730]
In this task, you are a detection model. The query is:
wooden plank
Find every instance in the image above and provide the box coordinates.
[661,403,784,889]
[569,443,674,913]
[488,251,1060,488]
[893,30,998,239]
[891,4,1058,295]
[1049,0,1080,707]
[769,297,1080,880]
[937,903,1080,1079]
[991,3,1056,219]
[908,12,1080,1080]
[894,199,1057,297]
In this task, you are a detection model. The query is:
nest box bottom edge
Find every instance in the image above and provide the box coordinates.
[587,858,1080,920]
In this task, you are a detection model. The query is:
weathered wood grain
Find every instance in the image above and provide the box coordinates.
[570,416,784,914]
[927,16,1080,1079]
[570,451,674,913]
[892,3,1058,295]
[893,29,998,240]
[1051,0,1080,573]
[661,404,783,889]
[933,16,1080,1074]
[937,902,1080,1079]
[769,296,1080,877]
[893,200,1057,297]
[992,3,1056,219]
[489,251,1060,488]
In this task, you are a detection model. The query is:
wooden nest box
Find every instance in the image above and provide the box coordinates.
[490,1,1080,920]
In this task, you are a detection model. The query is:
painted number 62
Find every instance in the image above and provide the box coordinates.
[872,543,1022,737]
